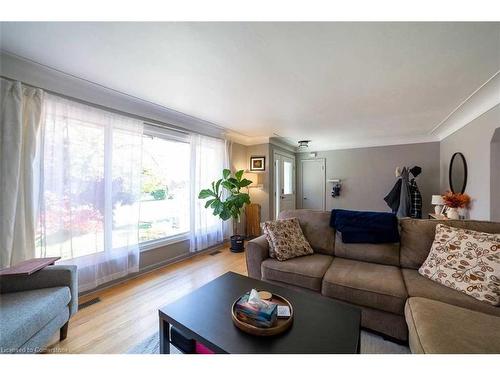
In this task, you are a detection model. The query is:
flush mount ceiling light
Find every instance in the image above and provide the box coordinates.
[298,140,310,149]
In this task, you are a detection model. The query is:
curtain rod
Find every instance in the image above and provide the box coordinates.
[0,74,224,139]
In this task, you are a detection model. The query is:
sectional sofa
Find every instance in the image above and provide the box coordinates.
[246,209,500,353]
[0,265,78,353]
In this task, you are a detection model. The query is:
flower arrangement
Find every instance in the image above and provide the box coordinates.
[442,191,471,208]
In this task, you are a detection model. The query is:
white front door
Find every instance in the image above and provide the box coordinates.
[301,159,326,210]
[275,153,296,218]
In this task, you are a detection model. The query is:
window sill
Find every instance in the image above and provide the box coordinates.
[139,232,190,252]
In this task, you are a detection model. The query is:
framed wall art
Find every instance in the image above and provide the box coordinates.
[250,156,265,171]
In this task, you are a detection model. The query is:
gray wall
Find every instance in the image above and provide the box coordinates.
[230,142,272,231]
[231,142,249,234]
[139,240,190,271]
[230,142,294,225]
[440,105,500,220]
[246,144,272,222]
[296,142,441,216]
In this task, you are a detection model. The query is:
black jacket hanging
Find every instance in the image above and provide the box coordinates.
[383,179,402,214]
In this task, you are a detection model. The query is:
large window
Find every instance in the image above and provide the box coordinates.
[37,121,192,258]
[38,114,106,259]
[139,126,191,244]
[37,95,143,260]
[283,160,293,195]
[34,93,226,291]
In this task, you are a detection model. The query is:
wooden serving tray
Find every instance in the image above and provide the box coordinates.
[231,293,294,336]
[0,257,60,276]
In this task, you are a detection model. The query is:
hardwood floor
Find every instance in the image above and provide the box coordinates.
[47,246,247,354]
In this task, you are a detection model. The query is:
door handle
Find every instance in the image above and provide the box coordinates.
[303,197,307,200]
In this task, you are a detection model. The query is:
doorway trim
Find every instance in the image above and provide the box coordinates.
[300,158,326,211]
[273,150,296,219]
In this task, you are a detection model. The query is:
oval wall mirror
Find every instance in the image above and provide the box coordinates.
[449,152,467,194]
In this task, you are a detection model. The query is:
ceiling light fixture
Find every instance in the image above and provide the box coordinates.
[298,140,310,149]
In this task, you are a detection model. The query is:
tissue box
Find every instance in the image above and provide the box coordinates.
[234,292,278,328]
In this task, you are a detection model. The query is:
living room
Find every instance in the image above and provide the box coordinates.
[1,1,499,372]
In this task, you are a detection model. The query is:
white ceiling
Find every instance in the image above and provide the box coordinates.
[1,22,499,150]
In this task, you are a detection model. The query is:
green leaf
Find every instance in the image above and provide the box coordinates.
[215,179,222,195]
[240,193,251,204]
[223,169,231,179]
[236,197,247,208]
[213,201,223,216]
[235,170,244,181]
[205,199,215,208]
[225,194,237,202]
[222,180,235,190]
[239,179,252,188]
[230,206,241,219]
[220,209,232,221]
[198,189,214,199]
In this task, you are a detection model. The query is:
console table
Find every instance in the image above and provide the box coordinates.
[428,213,448,220]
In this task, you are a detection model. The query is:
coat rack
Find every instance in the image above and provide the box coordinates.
[327,179,342,198]
[384,165,422,218]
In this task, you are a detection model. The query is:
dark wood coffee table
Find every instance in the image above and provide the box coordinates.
[158,272,361,354]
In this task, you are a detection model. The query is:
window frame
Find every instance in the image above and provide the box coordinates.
[138,123,191,252]
[139,232,190,252]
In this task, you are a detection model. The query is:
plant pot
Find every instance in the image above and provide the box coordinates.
[230,235,245,253]
[447,207,460,220]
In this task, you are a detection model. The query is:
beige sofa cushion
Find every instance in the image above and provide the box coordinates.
[334,232,400,266]
[246,235,270,280]
[402,268,500,317]
[399,218,500,269]
[261,254,333,291]
[278,210,335,255]
[418,224,500,305]
[262,218,314,261]
[405,297,500,353]
[321,258,407,315]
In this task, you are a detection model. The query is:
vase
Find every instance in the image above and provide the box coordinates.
[434,205,443,215]
[447,207,459,220]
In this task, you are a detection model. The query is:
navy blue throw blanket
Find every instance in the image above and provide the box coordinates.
[330,209,400,244]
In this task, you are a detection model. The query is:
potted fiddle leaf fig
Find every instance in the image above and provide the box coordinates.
[198,169,252,252]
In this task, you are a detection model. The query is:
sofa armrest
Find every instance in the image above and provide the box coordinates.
[0,265,78,316]
[246,235,270,280]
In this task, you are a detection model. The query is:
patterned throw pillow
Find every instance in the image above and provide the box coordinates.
[262,218,314,261]
[419,224,500,306]
[261,221,276,258]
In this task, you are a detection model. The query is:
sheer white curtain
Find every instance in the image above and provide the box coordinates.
[0,78,43,268]
[37,94,143,291]
[190,134,229,252]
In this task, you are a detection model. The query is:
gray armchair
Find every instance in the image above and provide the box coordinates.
[0,265,78,354]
